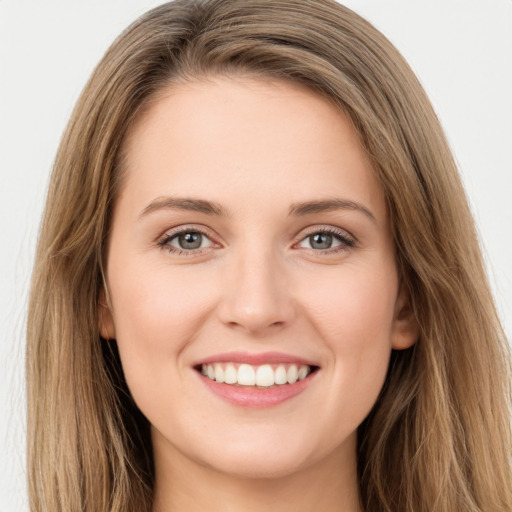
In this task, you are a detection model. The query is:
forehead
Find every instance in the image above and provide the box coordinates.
[118,76,386,222]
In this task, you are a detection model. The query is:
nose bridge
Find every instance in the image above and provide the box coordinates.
[218,241,294,334]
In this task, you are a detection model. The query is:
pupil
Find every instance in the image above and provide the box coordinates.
[179,232,202,249]
[310,233,332,249]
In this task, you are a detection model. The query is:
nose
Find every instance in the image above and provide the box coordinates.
[217,247,296,336]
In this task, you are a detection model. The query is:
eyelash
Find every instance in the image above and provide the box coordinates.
[157,225,216,256]
[157,225,356,256]
[296,226,356,254]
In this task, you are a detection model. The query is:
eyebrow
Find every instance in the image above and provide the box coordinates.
[140,197,229,218]
[288,198,376,222]
[140,196,376,223]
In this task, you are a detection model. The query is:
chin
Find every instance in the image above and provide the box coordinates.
[189,431,329,480]
[202,450,311,480]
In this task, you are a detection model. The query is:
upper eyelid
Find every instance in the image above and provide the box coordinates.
[294,224,356,242]
[158,224,217,242]
[157,226,219,256]
[156,223,356,249]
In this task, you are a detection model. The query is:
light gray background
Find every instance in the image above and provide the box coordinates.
[1,1,511,509]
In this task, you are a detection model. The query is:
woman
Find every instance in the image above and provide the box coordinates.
[26,1,512,511]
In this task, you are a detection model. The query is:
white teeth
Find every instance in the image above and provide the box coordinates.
[214,364,224,383]
[287,364,298,384]
[274,365,288,385]
[256,364,274,387]
[297,365,309,381]
[201,362,314,387]
[238,364,256,385]
[224,363,237,384]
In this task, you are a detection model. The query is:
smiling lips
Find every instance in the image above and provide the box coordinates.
[201,362,312,387]
[195,352,319,407]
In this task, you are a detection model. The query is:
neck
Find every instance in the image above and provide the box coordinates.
[152,432,361,512]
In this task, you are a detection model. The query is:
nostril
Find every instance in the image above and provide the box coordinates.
[216,273,296,333]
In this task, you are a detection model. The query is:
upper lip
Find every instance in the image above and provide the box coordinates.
[193,351,319,367]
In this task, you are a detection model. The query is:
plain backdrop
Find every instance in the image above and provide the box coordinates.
[1,1,511,509]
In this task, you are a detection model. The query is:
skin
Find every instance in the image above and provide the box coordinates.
[100,77,418,512]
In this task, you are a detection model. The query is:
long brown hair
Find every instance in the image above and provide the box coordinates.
[27,1,512,510]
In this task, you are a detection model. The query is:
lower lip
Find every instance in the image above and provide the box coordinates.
[197,371,317,408]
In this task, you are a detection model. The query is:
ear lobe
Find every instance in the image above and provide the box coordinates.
[98,287,116,340]
[391,283,419,350]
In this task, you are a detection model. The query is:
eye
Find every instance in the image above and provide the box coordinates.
[171,231,209,250]
[297,228,355,253]
[158,228,215,254]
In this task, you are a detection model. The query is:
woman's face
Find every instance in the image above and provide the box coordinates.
[101,77,417,479]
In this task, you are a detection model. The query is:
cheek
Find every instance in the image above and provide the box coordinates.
[297,263,397,414]
[106,259,219,388]
[300,262,398,344]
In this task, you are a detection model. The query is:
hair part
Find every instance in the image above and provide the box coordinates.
[27,1,512,511]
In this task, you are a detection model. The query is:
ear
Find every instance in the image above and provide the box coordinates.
[391,282,419,350]
[98,287,116,340]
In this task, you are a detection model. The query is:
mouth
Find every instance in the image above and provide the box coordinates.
[195,362,319,388]
[193,351,320,407]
